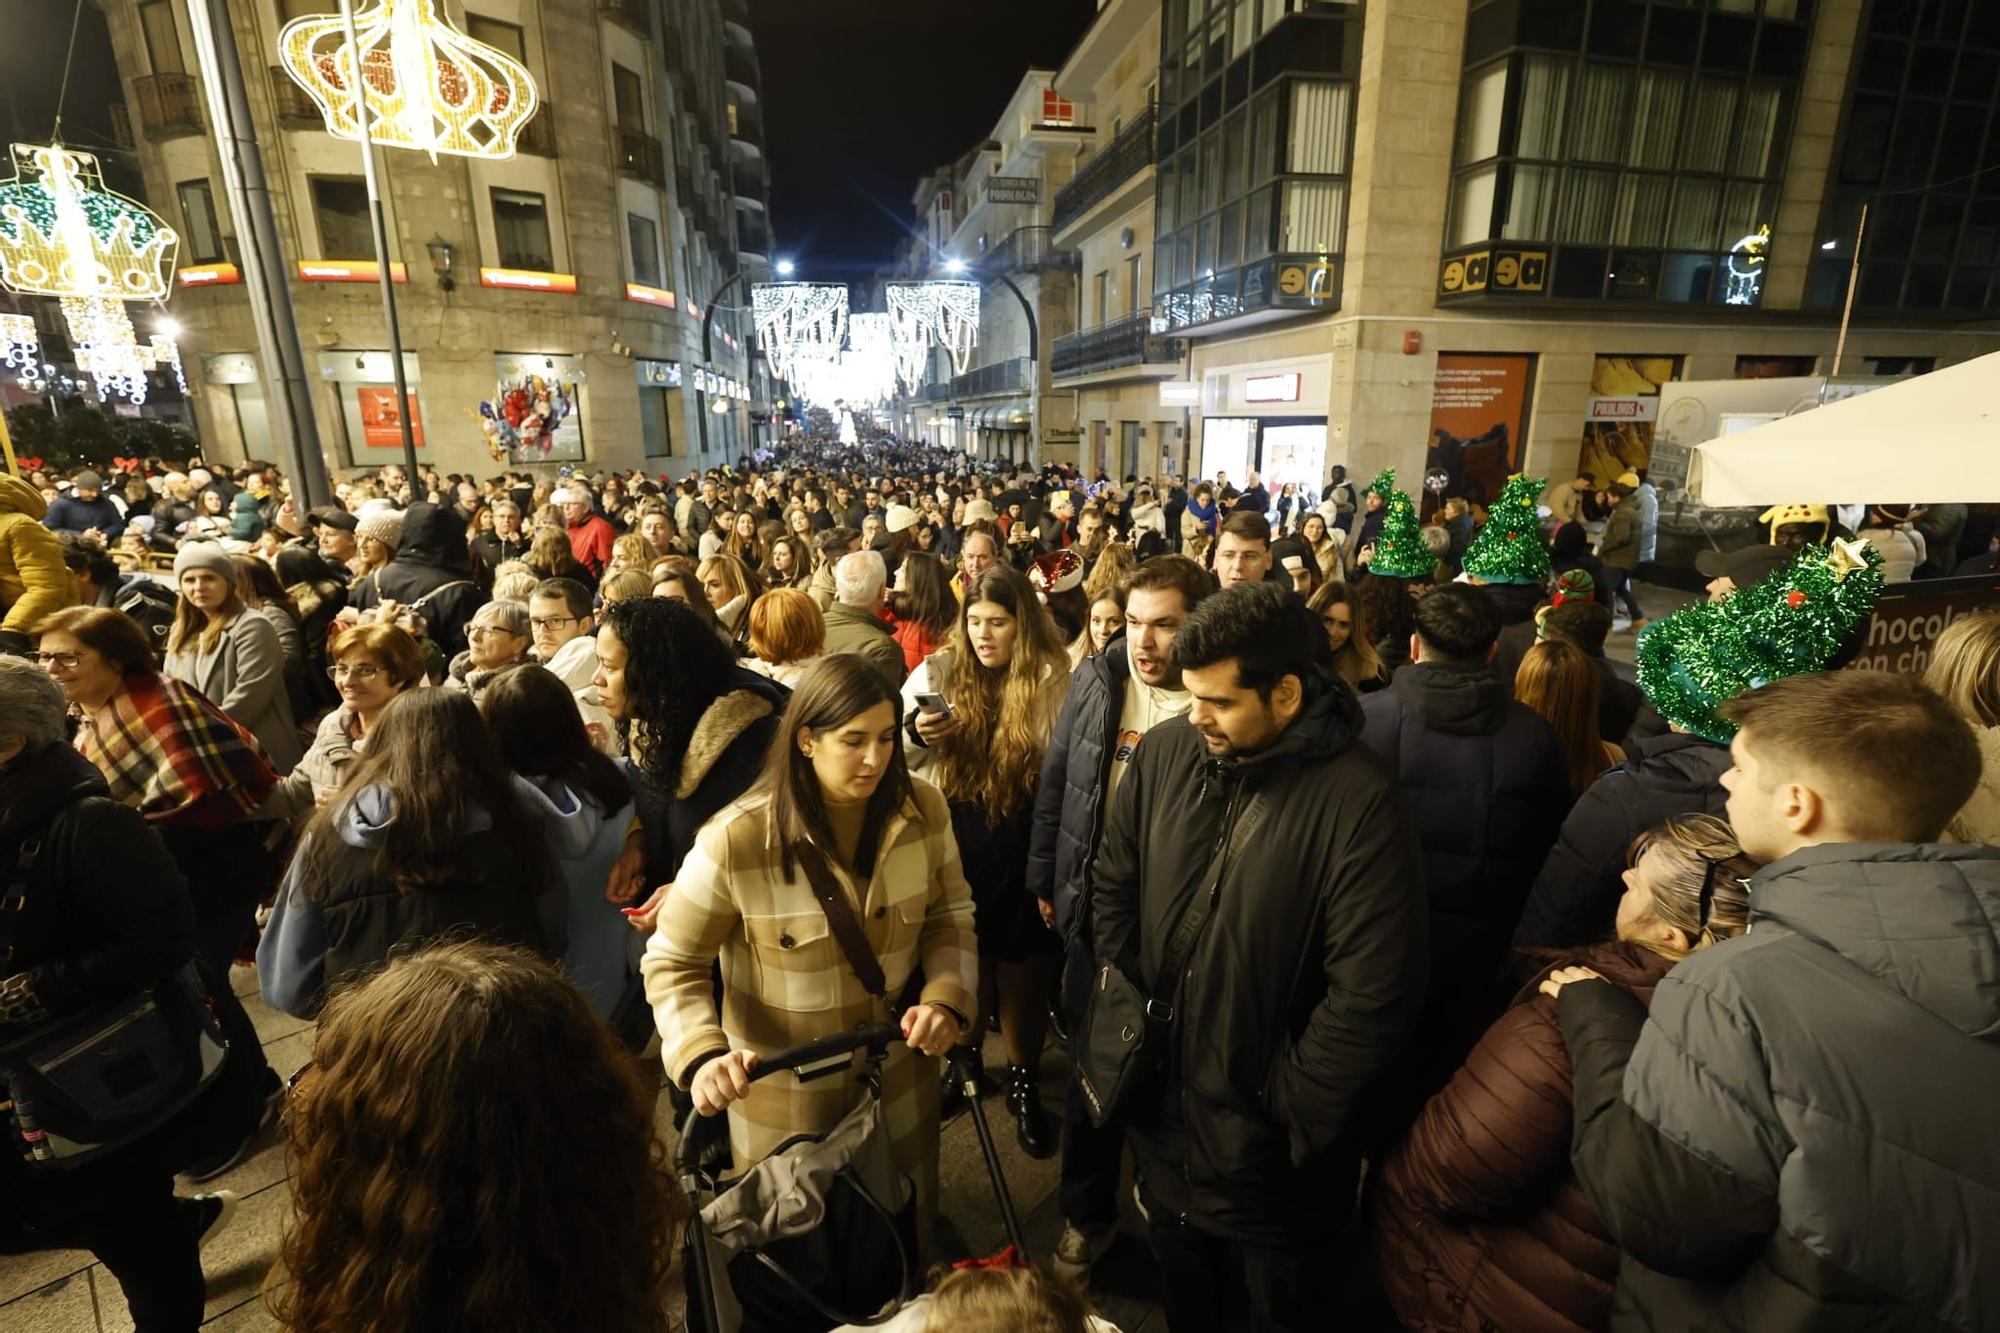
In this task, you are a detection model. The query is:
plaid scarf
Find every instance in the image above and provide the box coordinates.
[75,673,277,831]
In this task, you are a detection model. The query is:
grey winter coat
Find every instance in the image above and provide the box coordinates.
[1559,842,2000,1331]
[162,610,303,774]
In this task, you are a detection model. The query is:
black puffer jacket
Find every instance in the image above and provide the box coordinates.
[1092,681,1428,1244]
[1512,731,1730,950]
[349,502,484,654]
[1560,843,2000,1331]
[1025,640,1129,936]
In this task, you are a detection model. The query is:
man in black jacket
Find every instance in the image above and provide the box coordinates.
[348,502,485,656]
[1092,583,1427,1331]
[1548,670,2000,1331]
[1028,554,1210,1281]
[1359,582,1570,1109]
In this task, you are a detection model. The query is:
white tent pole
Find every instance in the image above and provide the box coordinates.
[1827,203,1869,393]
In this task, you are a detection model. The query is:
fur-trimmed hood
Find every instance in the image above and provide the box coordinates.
[676,671,788,799]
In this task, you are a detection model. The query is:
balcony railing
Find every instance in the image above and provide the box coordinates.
[724,44,759,90]
[1051,103,1156,235]
[951,356,1032,397]
[270,67,321,129]
[517,104,556,157]
[673,160,693,202]
[133,72,204,140]
[920,381,954,402]
[737,212,771,258]
[979,226,1078,276]
[1051,309,1185,379]
[597,0,650,34]
[616,126,664,186]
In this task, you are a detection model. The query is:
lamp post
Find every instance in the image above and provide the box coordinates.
[944,257,1037,466]
[698,258,791,457]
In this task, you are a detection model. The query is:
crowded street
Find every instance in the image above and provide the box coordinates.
[3,2,1999,1332]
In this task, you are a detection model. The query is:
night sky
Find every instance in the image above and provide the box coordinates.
[747,0,1099,276]
[7,0,1099,273]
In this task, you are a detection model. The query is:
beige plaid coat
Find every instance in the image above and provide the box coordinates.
[643,777,978,1211]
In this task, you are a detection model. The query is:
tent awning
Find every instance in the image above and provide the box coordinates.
[1690,352,2000,505]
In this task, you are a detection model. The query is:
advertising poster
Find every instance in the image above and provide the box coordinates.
[357,387,426,449]
[1425,353,1532,514]
[1577,354,1676,484]
[1845,574,1999,677]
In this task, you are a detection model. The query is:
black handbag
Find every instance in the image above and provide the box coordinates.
[0,836,229,1170]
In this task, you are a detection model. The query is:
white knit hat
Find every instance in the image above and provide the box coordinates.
[355,507,405,550]
[884,503,919,534]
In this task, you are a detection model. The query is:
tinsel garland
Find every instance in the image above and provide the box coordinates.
[1635,538,1885,743]
[1363,467,1396,499]
[1369,477,1435,580]
[1461,473,1551,586]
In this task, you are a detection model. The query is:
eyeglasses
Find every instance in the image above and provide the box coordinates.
[530,615,577,631]
[327,662,384,681]
[34,651,83,670]
[467,624,525,639]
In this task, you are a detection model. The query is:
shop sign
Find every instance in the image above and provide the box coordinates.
[479,267,579,293]
[1847,575,1998,676]
[356,387,426,448]
[298,260,406,283]
[202,352,258,386]
[178,263,241,288]
[1243,372,1301,404]
[1438,247,1548,297]
[1158,380,1200,406]
[1588,396,1660,423]
[637,359,681,388]
[947,406,966,419]
[625,282,677,308]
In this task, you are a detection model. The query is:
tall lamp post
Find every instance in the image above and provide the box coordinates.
[700,258,792,457]
[944,257,1037,465]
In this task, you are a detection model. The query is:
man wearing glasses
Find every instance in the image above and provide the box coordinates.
[528,578,614,749]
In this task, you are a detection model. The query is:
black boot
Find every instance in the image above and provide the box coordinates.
[1007,1063,1054,1159]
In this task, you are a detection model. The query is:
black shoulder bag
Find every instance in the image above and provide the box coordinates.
[0,835,229,1169]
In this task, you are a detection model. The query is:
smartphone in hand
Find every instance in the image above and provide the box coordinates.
[914,692,952,716]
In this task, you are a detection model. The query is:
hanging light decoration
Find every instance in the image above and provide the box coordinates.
[751,282,849,383]
[0,143,184,404]
[929,280,981,374]
[0,313,43,389]
[884,280,981,390]
[843,312,897,406]
[279,0,541,161]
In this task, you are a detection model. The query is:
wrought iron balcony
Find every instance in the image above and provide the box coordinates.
[517,104,557,157]
[951,357,1032,397]
[269,67,321,130]
[1051,309,1185,379]
[133,73,204,140]
[1051,103,1156,236]
[616,126,664,186]
[597,0,651,34]
[979,226,1077,276]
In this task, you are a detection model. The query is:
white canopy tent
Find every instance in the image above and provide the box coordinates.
[1689,351,2000,506]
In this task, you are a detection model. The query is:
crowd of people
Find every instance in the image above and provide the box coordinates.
[0,435,1995,1333]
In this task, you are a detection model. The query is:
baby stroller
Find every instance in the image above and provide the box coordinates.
[679,1024,1028,1333]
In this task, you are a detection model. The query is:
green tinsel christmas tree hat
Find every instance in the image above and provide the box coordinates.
[1462,474,1552,586]
[1368,476,1435,580]
[1635,537,1885,743]
[1363,468,1397,499]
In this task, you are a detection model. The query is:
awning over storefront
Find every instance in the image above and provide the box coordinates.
[1691,353,2000,505]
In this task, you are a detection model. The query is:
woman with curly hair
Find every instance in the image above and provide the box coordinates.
[594,597,790,922]
[275,940,685,1333]
[1307,581,1387,695]
[900,564,1069,1157]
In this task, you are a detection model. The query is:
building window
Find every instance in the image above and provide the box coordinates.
[465,14,527,63]
[310,176,371,259]
[1041,89,1078,126]
[628,212,662,286]
[1127,255,1144,314]
[1092,270,1108,324]
[138,0,183,74]
[176,179,222,263]
[491,188,553,271]
[612,63,645,130]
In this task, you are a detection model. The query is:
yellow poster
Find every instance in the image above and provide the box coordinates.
[1577,355,1677,482]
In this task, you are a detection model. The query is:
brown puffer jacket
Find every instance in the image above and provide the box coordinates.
[1367,941,1673,1333]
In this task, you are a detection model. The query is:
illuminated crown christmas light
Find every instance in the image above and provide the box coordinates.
[0,143,179,300]
[279,0,541,161]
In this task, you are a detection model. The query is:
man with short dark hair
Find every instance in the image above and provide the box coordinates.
[44,470,126,542]
[1212,510,1274,589]
[1358,582,1571,1101]
[1028,554,1212,1278]
[1092,582,1426,1330]
[1548,669,2000,1331]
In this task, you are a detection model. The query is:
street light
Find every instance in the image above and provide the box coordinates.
[776,258,796,276]
[698,257,793,455]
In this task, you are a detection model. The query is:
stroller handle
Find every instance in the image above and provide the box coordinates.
[674,1023,904,1176]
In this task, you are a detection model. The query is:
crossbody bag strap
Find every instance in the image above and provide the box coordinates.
[0,834,44,969]
[794,841,888,1000]
[1145,782,1269,1025]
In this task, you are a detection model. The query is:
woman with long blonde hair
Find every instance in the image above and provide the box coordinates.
[1923,609,2000,843]
[1515,637,1621,796]
[1307,581,1387,694]
[900,563,1069,1157]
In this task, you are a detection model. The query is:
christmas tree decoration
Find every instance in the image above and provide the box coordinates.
[1634,540,1885,743]
[0,143,178,300]
[1367,477,1435,580]
[751,282,848,384]
[1461,474,1552,586]
[279,0,541,162]
[1363,468,1397,500]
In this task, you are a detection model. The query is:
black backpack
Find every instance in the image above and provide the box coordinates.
[112,576,178,653]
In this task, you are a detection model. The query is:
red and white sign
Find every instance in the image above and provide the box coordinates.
[625,281,677,308]
[177,263,241,288]
[480,267,578,293]
[1588,395,1660,423]
[1242,372,1301,404]
[297,260,407,283]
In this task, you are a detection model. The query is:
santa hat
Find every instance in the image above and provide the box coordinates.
[1029,548,1084,596]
